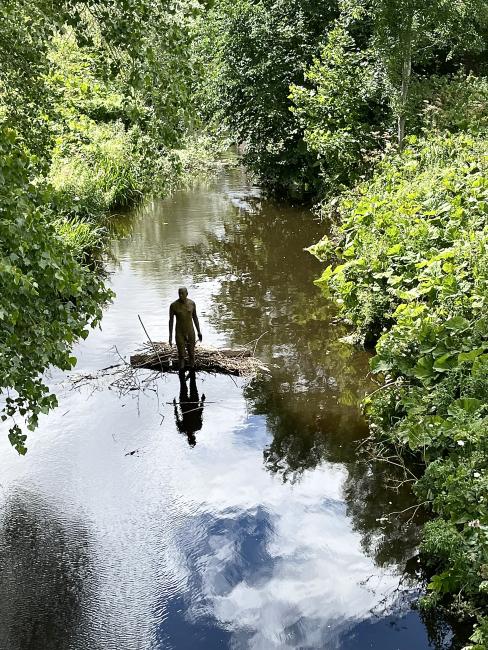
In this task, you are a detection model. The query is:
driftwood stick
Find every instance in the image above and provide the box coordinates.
[138,314,166,370]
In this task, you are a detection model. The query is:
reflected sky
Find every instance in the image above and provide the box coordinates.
[0,169,452,649]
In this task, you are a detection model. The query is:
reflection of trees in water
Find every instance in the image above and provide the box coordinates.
[248,373,427,571]
[181,196,373,394]
[246,374,369,481]
[181,193,429,575]
[0,490,92,650]
[343,458,428,568]
[182,198,324,343]
[108,170,250,280]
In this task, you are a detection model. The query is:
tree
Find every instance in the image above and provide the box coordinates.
[351,0,488,148]
[290,25,388,194]
[193,0,339,197]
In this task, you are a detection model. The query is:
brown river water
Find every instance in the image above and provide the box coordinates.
[0,168,457,649]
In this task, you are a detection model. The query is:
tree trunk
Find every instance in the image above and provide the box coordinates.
[397,21,413,151]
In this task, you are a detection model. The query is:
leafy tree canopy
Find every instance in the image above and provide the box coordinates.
[0,0,203,450]
[193,0,339,197]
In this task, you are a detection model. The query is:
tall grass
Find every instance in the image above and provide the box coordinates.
[49,119,144,223]
[53,218,106,263]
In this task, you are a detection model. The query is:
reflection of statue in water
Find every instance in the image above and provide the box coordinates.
[173,374,206,447]
[168,286,202,381]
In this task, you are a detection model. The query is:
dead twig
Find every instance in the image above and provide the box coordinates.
[138,314,165,370]
[130,341,269,377]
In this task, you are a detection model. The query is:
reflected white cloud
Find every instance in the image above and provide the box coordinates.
[180,436,406,649]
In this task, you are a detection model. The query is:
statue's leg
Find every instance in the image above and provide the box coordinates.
[187,336,196,369]
[176,334,186,370]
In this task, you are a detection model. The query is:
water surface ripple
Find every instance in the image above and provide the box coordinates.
[0,169,449,649]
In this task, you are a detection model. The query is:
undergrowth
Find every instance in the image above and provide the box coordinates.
[45,30,181,260]
[311,131,488,648]
[176,130,238,177]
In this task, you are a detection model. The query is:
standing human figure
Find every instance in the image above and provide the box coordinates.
[169,287,202,379]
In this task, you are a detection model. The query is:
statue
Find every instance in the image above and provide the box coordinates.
[169,287,202,379]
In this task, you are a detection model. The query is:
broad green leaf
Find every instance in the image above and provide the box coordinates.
[448,398,483,416]
[458,348,484,363]
[445,316,470,332]
[412,355,434,380]
[433,353,457,372]
[386,243,402,255]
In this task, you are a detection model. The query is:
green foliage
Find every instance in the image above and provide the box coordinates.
[467,616,488,650]
[0,0,202,449]
[193,0,339,197]
[0,129,112,453]
[409,74,488,136]
[0,0,59,159]
[343,0,488,145]
[49,119,145,221]
[312,132,488,340]
[54,219,106,262]
[176,131,237,176]
[45,28,186,222]
[290,24,388,195]
[196,0,488,198]
[73,0,201,149]
[420,519,478,597]
[312,130,488,634]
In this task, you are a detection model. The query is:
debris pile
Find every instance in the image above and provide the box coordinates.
[130,342,268,377]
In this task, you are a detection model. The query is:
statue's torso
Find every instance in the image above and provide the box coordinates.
[171,299,195,337]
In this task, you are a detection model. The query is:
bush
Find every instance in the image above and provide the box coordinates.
[311,131,488,342]
[0,128,112,453]
[311,130,488,638]
[54,218,106,262]
[409,74,488,136]
[176,131,237,176]
[49,120,144,221]
[290,25,389,196]
[46,29,183,224]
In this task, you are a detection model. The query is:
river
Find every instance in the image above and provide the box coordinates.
[0,168,452,649]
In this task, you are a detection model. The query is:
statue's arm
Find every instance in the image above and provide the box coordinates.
[192,303,202,342]
[169,304,174,344]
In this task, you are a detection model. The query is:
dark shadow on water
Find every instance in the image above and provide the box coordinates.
[174,373,206,447]
[338,610,453,650]
[0,489,92,650]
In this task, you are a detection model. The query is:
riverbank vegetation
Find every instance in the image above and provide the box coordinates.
[2,0,488,642]
[311,131,488,645]
[193,0,488,644]
[0,0,201,451]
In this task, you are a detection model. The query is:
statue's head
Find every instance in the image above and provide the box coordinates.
[178,286,188,302]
